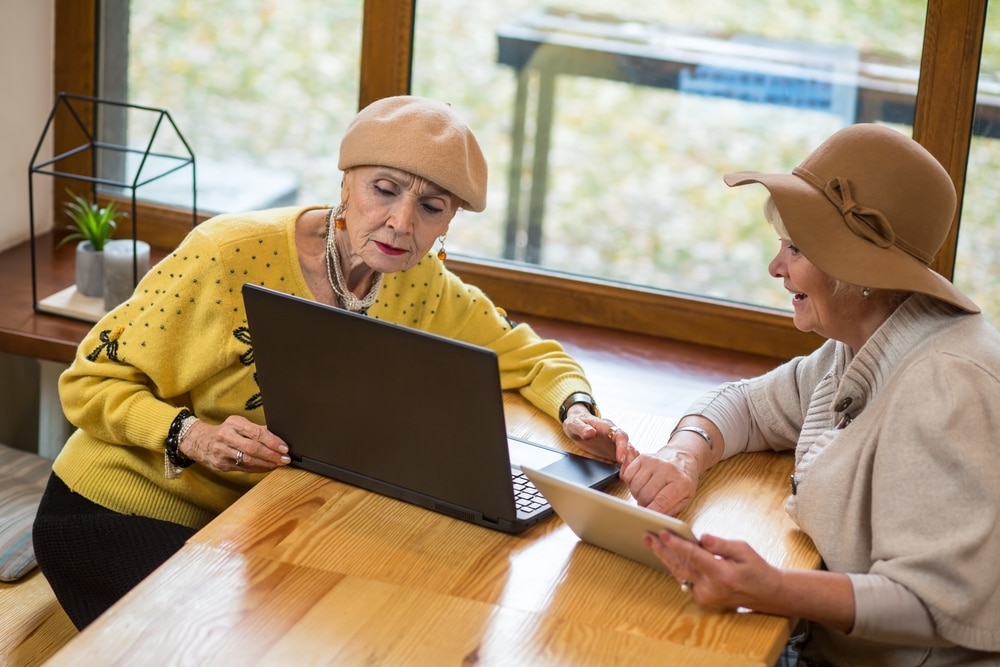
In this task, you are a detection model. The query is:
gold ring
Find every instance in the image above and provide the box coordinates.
[235,450,244,467]
[608,425,620,440]
[679,579,693,594]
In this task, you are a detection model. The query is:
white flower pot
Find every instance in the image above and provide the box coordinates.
[103,239,151,311]
[74,241,104,297]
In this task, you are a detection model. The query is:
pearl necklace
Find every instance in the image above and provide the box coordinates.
[324,208,382,313]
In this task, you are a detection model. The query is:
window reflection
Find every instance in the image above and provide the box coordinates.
[413,1,927,311]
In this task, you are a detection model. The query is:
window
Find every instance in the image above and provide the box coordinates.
[98,0,363,214]
[412,0,927,313]
[56,0,991,357]
[953,1,1000,327]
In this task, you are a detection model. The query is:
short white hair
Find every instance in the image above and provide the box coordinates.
[763,195,789,239]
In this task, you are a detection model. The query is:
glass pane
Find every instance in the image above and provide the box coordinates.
[100,0,363,215]
[412,2,927,311]
[954,3,1000,328]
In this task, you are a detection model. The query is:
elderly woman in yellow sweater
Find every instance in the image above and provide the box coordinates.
[33,96,613,630]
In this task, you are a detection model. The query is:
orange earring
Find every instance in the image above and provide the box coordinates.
[436,236,447,261]
[334,202,347,228]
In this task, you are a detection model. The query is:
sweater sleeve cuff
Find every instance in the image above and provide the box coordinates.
[684,382,753,459]
[123,397,194,452]
[847,573,950,646]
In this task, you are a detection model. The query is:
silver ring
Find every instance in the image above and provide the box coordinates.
[235,450,244,467]
[679,579,693,594]
[607,425,620,441]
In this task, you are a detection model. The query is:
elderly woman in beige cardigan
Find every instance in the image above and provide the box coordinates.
[586,125,1000,666]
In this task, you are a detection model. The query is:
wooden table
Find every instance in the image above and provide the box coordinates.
[3,231,809,664]
[47,393,818,666]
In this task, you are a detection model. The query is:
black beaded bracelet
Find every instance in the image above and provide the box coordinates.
[558,392,599,422]
[165,409,196,468]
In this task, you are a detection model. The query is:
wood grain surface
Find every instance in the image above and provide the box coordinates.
[49,395,817,667]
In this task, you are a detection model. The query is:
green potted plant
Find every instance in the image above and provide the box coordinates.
[57,189,124,297]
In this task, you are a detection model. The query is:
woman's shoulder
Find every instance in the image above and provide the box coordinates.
[872,295,1000,378]
[924,310,1000,364]
[192,205,320,245]
[891,313,1000,393]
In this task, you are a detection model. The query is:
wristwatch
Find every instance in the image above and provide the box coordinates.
[558,392,600,422]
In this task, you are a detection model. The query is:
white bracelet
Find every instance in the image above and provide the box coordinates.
[177,415,199,444]
[669,425,713,451]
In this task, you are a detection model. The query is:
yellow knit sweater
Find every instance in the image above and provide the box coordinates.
[54,206,592,529]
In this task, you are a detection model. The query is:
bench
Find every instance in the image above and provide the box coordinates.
[0,443,77,664]
[497,7,1000,263]
[0,569,77,666]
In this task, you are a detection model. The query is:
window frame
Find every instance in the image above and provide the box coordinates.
[52,0,987,359]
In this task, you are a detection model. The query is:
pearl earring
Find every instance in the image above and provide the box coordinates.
[861,287,873,299]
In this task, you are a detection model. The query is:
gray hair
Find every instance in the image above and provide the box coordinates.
[763,195,910,305]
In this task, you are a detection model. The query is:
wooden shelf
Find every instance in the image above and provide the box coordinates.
[0,234,93,363]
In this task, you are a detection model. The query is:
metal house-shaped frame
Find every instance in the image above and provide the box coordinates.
[27,92,197,321]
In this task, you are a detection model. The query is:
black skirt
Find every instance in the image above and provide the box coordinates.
[32,472,197,630]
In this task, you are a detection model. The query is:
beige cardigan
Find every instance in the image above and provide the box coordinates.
[688,294,1000,666]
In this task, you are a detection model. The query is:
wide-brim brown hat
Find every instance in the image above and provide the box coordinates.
[338,95,488,212]
[723,123,978,313]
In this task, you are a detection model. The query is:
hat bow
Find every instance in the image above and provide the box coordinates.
[826,176,895,248]
[793,167,932,265]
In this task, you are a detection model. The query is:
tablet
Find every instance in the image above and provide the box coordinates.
[522,464,697,575]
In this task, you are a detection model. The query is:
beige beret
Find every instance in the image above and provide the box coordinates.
[338,96,488,212]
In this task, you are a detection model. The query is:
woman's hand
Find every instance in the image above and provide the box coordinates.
[618,420,720,516]
[620,448,701,516]
[179,415,291,473]
[643,530,781,612]
[644,530,856,631]
[562,407,639,466]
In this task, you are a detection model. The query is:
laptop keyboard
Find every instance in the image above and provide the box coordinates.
[512,470,548,514]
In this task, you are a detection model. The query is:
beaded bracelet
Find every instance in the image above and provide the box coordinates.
[165,409,196,468]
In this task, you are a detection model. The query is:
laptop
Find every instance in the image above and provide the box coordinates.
[522,464,697,574]
[242,283,620,533]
